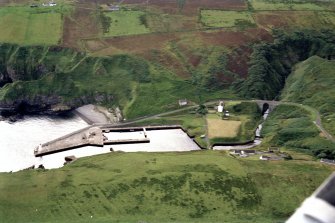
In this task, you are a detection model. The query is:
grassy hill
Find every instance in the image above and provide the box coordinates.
[262,104,335,159]
[0,1,335,118]
[262,56,335,159]
[281,56,335,136]
[0,151,334,223]
[0,44,234,118]
[1,1,335,222]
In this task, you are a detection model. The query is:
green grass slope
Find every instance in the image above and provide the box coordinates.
[0,151,334,223]
[262,104,335,159]
[238,30,335,100]
[0,44,235,118]
[281,56,335,136]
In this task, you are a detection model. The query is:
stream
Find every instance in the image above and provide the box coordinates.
[213,109,269,151]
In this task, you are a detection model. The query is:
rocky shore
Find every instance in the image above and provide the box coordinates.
[74,104,123,124]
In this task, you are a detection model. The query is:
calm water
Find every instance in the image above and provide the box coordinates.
[0,115,89,172]
[0,116,200,172]
[41,129,200,169]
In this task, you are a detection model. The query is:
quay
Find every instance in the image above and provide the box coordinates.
[34,125,182,157]
[34,126,104,156]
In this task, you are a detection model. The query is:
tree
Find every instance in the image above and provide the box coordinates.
[176,0,186,12]
[196,104,208,116]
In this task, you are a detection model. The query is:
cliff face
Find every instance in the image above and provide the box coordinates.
[0,95,65,115]
[0,44,150,116]
[0,45,53,87]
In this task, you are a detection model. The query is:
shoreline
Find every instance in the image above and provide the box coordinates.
[74,104,111,124]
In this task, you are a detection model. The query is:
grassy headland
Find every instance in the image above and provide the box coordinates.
[262,104,335,159]
[0,151,334,223]
[238,30,335,100]
[281,56,335,136]
[0,44,236,117]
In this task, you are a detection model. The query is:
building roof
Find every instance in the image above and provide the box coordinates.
[242,150,256,154]
[260,155,270,158]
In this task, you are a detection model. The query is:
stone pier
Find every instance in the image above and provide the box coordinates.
[34,127,104,157]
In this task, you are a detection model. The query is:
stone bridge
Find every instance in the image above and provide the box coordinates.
[254,100,281,114]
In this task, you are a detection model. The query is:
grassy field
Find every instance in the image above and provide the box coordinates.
[0,150,334,223]
[254,11,335,30]
[250,0,330,10]
[25,13,62,45]
[200,10,255,28]
[0,5,68,45]
[207,118,241,138]
[281,56,335,136]
[103,10,150,37]
[208,102,262,144]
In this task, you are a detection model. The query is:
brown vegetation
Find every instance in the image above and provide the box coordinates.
[62,3,100,49]
[92,33,177,55]
[199,28,272,47]
[123,0,246,15]
[227,45,253,78]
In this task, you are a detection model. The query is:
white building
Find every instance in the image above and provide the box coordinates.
[218,101,224,113]
[178,99,188,106]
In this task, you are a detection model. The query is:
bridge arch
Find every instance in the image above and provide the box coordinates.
[255,100,280,115]
[262,103,269,115]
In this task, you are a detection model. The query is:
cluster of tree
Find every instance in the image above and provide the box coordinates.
[176,0,186,11]
[139,14,148,28]
[100,11,112,34]
[196,53,238,92]
[236,29,335,99]
[313,149,335,160]
[196,104,208,115]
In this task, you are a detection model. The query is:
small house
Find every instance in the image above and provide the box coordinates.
[218,101,224,113]
[230,149,256,156]
[260,155,270,161]
[49,1,57,6]
[178,99,188,106]
[241,150,256,155]
[230,149,242,155]
[268,147,280,153]
[108,4,120,11]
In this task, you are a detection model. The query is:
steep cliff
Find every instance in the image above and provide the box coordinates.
[0,44,150,115]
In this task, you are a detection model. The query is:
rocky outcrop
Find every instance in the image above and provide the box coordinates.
[0,71,12,87]
[0,92,115,117]
[0,95,71,116]
[0,44,150,118]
